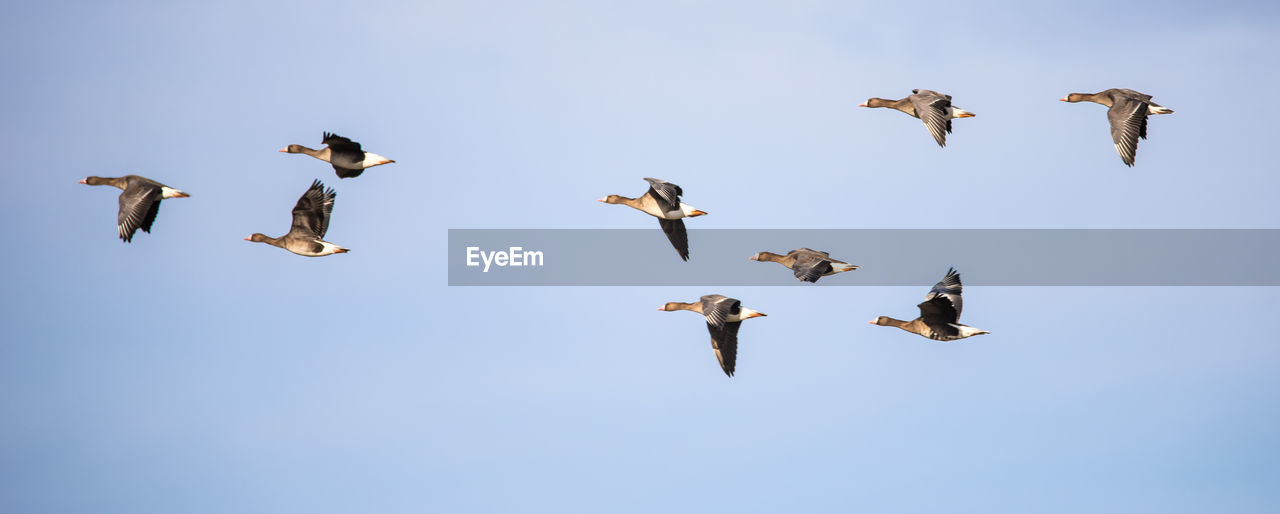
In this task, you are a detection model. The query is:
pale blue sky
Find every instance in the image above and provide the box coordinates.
[2,1,1279,512]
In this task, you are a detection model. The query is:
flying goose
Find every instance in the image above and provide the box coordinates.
[79,175,189,242]
[281,132,394,179]
[660,294,767,377]
[859,89,975,147]
[870,268,989,341]
[1060,89,1173,166]
[599,177,707,261]
[245,180,349,256]
[750,248,858,283]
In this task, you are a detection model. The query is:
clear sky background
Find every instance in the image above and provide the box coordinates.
[2,1,1278,512]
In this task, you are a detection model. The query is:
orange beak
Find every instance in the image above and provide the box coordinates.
[690,210,707,217]
[77,179,87,184]
[1059,97,1068,102]
[278,148,288,152]
[244,237,252,241]
[173,192,190,198]
[857,102,868,107]
[957,113,975,118]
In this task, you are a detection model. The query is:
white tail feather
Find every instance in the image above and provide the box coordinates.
[361,152,395,167]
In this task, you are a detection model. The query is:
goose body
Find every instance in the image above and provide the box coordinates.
[79,175,190,242]
[281,132,394,179]
[245,180,350,257]
[751,248,859,283]
[1061,88,1173,166]
[871,268,989,341]
[600,177,707,261]
[660,294,767,377]
[860,89,975,147]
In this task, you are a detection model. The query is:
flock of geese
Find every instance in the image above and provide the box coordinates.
[80,88,1174,377]
[607,173,991,376]
[79,133,393,256]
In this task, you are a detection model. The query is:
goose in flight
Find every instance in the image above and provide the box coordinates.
[859,89,975,147]
[281,132,394,178]
[750,248,858,283]
[79,175,189,242]
[660,294,767,377]
[871,268,989,341]
[245,180,350,256]
[599,177,707,261]
[1060,88,1173,166]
